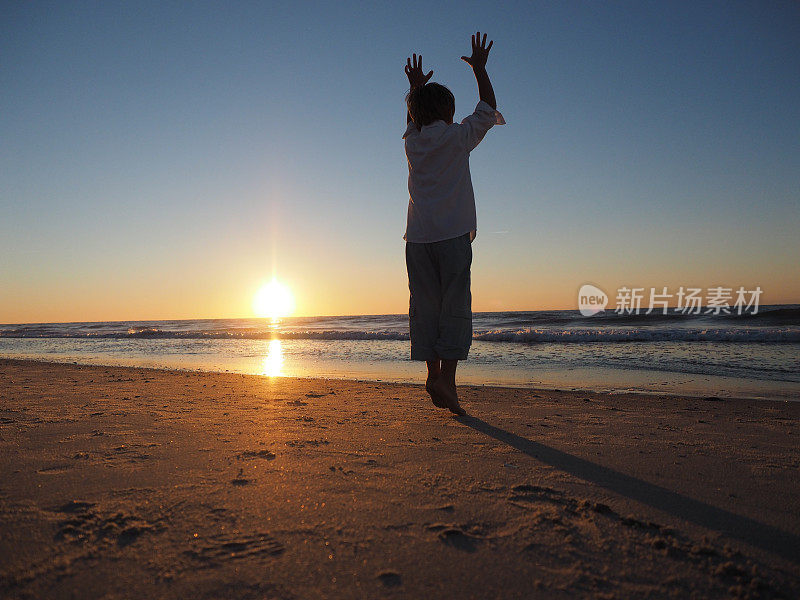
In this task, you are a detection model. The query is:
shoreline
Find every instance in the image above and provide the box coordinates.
[1,358,798,598]
[1,354,795,404]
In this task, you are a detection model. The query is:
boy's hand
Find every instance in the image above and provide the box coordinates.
[461,31,493,70]
[405,53,433,89]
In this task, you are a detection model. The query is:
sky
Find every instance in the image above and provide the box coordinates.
[1,1,799,323]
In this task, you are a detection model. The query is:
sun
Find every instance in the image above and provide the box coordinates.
[253,279,295,321]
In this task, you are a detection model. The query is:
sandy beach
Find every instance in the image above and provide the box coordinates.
[0,358,798,599]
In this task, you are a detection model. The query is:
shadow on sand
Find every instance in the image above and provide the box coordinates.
[458,414,800,564]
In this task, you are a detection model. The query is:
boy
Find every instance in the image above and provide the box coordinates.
[403,32,505,416]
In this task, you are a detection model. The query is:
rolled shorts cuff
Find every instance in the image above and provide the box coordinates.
[433,344,470,361]
[410,345,470,361]
[410,349,439,361]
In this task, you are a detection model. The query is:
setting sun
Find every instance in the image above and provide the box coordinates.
[253,279,295,321]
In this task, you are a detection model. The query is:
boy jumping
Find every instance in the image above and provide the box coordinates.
[403,32,505,416]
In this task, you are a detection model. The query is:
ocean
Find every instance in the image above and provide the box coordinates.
[2,306,799,400]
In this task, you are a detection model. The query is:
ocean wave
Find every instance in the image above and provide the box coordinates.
[473,327,800,343]
[1,326,799,343]
[0,327,411,341]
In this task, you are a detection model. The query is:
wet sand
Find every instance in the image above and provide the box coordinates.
[0,358,798,599]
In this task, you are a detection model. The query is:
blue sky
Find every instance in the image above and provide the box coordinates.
[1,1,798,321]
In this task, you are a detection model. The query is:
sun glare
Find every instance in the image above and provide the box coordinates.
[253,279,295,321]
[261,339,284,377]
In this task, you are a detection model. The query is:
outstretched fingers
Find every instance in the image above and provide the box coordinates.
[406,54,423,70]
[405,53,433,86]
[463,31,493,68]
[471,31,492,51]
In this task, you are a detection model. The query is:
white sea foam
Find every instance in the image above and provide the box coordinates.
[1,306,798,344]
[2,307,799,396]
[473,327,800,343]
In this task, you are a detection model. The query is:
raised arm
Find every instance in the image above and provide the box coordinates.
[404,53,433,123]
[460,31,496,109]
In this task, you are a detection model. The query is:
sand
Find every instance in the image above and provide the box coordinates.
[0,358,798,599]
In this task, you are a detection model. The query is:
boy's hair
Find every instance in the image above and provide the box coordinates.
[406,82,455,128]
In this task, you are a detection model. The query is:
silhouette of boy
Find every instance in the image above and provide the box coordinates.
[403,32,505,415]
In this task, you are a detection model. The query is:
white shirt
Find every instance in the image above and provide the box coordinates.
[403,100,505,243]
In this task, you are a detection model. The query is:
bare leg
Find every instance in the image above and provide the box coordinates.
[432,359,466,415]
[425,359,446,408]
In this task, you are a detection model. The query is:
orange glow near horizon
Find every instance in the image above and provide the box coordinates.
[1,255,797,324]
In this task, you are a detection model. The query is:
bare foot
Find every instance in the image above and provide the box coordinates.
[432,378,466,416]
[426,376,447,408]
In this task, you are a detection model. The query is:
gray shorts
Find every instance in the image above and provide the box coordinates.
[405,232,472,361]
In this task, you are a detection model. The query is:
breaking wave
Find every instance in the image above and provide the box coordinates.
[1,326,798,343]
[2,306,798,343]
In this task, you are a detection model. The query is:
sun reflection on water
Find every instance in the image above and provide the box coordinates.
[261,338,283,377]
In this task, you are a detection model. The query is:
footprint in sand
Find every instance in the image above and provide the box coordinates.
[53,500,96,513]
[285,439,329,448]
[231,468,251,486]
[101,445,153,466]
[436,528,480,552]
[37,464,73,475]
[184,531,284,567]
[509,484,617,522]
[53,504,165,547]
[377,570,402,587]
[237,449,276,460]
[429,504,455,512]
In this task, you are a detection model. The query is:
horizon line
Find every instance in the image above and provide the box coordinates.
[1,303,798,327]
